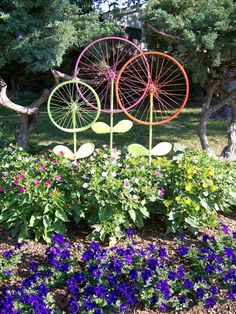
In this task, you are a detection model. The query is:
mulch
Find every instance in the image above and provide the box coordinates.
[0,211,236,314]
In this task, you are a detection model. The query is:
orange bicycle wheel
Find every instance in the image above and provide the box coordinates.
[116,51,189,126]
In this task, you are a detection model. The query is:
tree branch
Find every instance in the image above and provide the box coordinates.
[147,23,182,43]
[208,87,236,116]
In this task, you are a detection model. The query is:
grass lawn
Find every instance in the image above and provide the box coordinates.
[0,100,228,155]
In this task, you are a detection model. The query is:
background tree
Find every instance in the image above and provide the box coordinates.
[0,0,119,148]
[143,0,236,160]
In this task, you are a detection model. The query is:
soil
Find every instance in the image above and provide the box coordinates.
[0,211,236,314]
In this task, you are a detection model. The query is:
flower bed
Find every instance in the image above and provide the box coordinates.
[0,144,235,243]
[0,225,236,313]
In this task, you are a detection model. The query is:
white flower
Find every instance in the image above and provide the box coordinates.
[95,226,101,232]
[19,147,23,151]
[111,172,117,177]
[115,226,120,232]
[90,168,95,174]
[134,178,139,184]
[4,164,9,168]
[103,154,108,159]
[82,182,88,188]
[102,172,107,177]
[141,199,146,206]
[9,143,13,147]
[17,157,22,161]
[133,194,138,200]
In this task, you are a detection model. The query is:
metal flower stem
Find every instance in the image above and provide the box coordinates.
[72,104,77,161]
[149,92,154,165]
[110,79,114,160]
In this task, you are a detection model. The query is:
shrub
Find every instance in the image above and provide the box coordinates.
[0,144,235,242]
[160,149,236,233]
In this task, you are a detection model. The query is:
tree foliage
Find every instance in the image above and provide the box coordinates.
[144,0,236,85]
[0,0,119,75]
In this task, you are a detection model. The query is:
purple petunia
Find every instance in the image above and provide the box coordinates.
[204,296,216,309]
[52,233,65,245]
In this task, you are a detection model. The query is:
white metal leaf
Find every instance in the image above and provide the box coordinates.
[76,143,95,159]
[151,142,172,156]
[53,145,74,160]
[113,120,133,133]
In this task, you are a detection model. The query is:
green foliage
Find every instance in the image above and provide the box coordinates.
[0,249,22,285]
[0,0,119,77]
[144,0,236,85]
[0,145,235,242]
[160,149,236,233]
[76,147,165,243]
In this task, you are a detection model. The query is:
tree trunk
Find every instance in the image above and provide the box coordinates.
[198,81,219,152]
[0,70,72,149]
[221,101,236,160]
[14,113,39,149]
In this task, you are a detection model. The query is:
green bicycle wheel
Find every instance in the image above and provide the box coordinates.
[48,80,101,133]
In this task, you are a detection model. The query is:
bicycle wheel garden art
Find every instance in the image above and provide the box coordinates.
[0,36,236,314]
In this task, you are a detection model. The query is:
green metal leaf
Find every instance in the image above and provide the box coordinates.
[151,142,172,156]
[76,143,95,159]
[128,144,149,156]
[53,145,74,160]
[113,120,133,133]
[91,122,110,134]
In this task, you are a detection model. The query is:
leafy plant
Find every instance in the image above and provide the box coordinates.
[160,149,236,233]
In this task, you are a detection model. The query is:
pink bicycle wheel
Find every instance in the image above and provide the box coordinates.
[74,36,148,113]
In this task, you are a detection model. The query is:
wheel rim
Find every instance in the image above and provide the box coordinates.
[74,36,148,113]
[116,51,189,125]
[48,80,101,133]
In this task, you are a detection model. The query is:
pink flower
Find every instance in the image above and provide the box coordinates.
[9,187,13,191]
[34,180,41,186]
[13,180,19,185]
[158,187,166,197]
[45,180,51,186]
[154,172,161,177]
[52,159,57,165]
[123,180,131,189]
[40,165,46,172]
[19,186,25,193]
[55,175,61,181]
[0,187,4,192]
[18,173,25,179]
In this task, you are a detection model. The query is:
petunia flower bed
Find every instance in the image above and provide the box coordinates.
[0,144,235,243]
[0,227,236,313]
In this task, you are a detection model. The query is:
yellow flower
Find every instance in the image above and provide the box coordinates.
[187,175,193,180]
[175,196,180,202]
[187,168,193,174]
[195,204,200,211]
[210,185,217,192]
[208,170,213,176]
[164,200,170,207]
[178,163,182,168]
[184,198,191,205]
[185,183,192,192]
[202,182,208,189]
